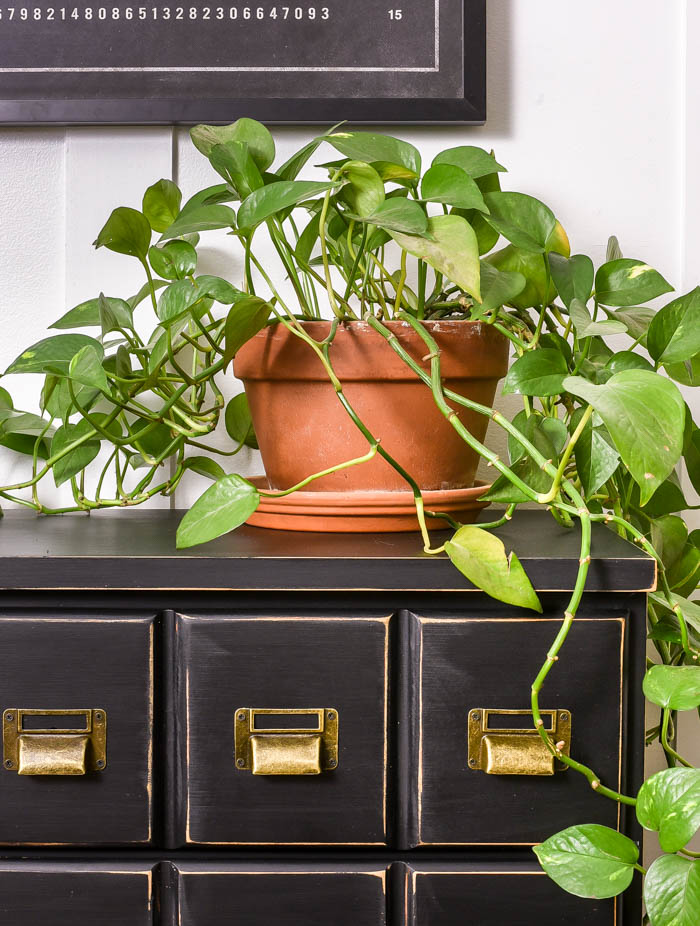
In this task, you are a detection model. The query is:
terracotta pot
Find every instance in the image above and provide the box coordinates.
[234,320,509,493]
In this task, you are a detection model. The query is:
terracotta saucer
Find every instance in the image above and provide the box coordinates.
[246,477,491,533]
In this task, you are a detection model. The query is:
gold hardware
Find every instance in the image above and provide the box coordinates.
[3,709,107,775]
[234,708,339,775]
[467,709,571,776]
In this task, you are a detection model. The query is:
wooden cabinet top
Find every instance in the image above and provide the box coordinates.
[0,510,655,592]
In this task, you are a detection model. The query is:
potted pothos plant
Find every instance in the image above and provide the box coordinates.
[1,119,699,924]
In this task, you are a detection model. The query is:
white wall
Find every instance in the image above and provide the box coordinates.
[0,0,698,854]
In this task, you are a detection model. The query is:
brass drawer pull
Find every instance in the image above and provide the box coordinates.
[3,709,107,775]
[234,708,339,775]
[467,708,571,776]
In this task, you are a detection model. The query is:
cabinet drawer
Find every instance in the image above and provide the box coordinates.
[172,613,391,846]
[400,864,614,925]
[0,613,154,845]
[404,608,627,846]
[0,863,154,925]
[173,863,387,925]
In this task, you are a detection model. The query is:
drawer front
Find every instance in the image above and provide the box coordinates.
[0,863,154,925]
[407,609,627,845]
[174,613,391,845]
[401,864,614,925]
[0,613,154,845]
[174,863,387,926]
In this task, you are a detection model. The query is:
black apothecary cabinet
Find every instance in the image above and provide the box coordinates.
[0,510,653,925]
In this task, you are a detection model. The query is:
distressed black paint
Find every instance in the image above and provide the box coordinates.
[0,512,648,925]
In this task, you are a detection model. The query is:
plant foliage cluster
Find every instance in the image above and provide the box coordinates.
[2,119,700,922]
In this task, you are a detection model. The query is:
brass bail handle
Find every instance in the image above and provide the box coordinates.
[234,708,339,775]
[3,709,107,776]
[467,708,572,776]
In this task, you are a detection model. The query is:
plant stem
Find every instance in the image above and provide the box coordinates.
[370,312,634,804]
[661,708,692,767]
[259,445,380,497]
[394,249,408,316]
[319,171,345,319]
[537,405,592,504]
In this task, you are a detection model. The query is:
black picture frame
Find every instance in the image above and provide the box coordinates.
[0,0,485,125]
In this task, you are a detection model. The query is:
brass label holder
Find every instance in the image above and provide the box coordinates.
[467,708,571,776]
[3,709,107,775]
[234,708,339,775]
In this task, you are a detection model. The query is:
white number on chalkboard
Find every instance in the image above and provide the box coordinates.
[388,8,402,19]
[0,1,334,24]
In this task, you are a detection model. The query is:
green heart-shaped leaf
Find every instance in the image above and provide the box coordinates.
[195,275,247,305]
[548,253,594,309]
[389,214,480,301]
[142,179,182,233]
[644,855,700,926]
[225,392,258,449]
[191,118,275,170]
[339,161,386,218]
[432,145,506,179]
[51,420,101,487]
[182,456,227,482]
[238,180,339,230]
[533,824,638,899]
[569,298,628,338]
[563,371,685,504]
[94,206,151,259]
[326,131,421,175]
[503,349,568,397]
[157,279,204,325]
[358,198,428,235]
[421,164,488,212]
[6,334,103,376]
[595,258,673,307]
[637,768,700,853]
[445,526,542,611]
[648,287,700,364]
[225,297,272,367]
[68,345,110,394]
[51,296,133,331]
[149,240,198,281]
[209,141,264,200]
[176,474,260,548]
[483,192,556,253]
[643,665,700,710]
[574,411,620,497]
[160,204,237,240]
[475,263,526,316]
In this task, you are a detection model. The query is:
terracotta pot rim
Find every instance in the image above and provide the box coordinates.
[235,316,510,383]
[280,318,492,329]
[246,476,490,532]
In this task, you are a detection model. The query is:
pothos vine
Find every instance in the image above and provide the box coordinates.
[1,120,699,921]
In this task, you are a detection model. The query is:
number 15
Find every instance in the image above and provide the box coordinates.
[389,9,402,20]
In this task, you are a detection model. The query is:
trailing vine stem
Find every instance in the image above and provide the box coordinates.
[360,313,635,804]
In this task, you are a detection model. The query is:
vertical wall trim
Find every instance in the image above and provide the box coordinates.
[682,0,699,292]
[680,1,700,514]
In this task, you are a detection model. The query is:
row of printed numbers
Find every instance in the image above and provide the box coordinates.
[0,5,330,19]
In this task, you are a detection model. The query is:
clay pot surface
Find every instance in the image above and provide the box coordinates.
[234,319,509,493]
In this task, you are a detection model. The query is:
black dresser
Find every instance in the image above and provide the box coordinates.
[0,510,654,925]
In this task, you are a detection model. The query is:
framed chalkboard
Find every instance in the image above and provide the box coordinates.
[0,0,485,124]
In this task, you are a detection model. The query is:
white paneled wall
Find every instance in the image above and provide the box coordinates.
[0,0,693,505]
